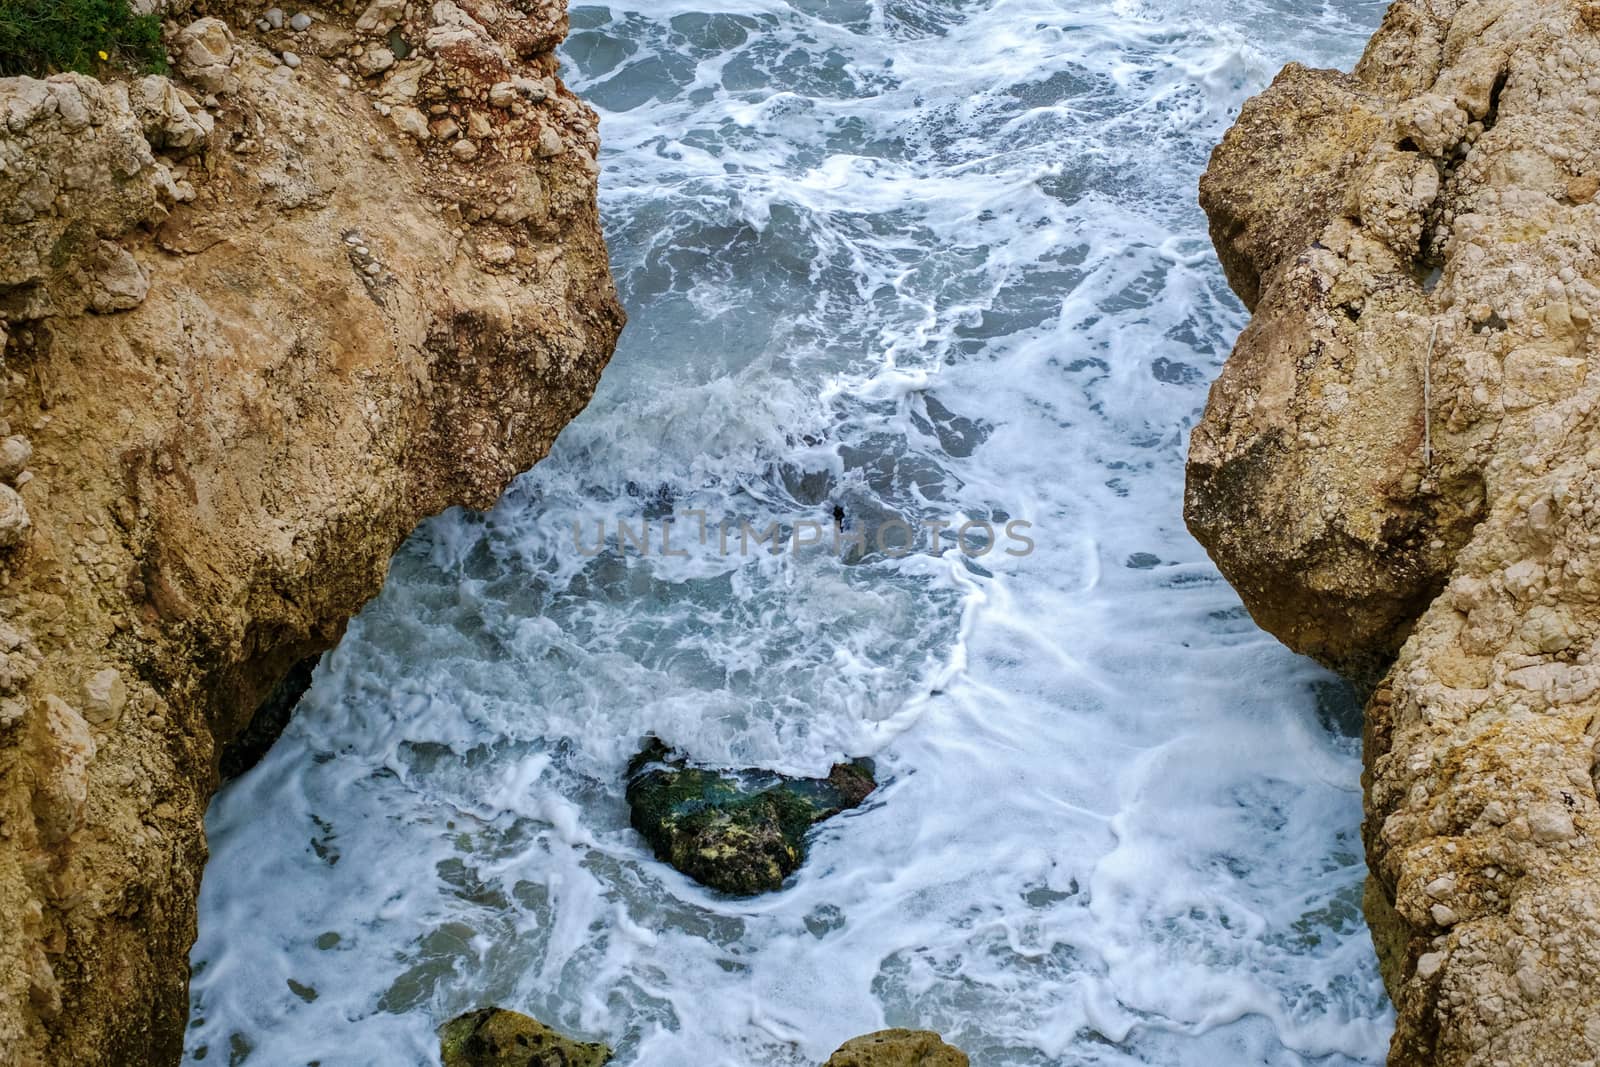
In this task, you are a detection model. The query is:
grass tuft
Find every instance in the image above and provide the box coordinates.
[0,0,167,78]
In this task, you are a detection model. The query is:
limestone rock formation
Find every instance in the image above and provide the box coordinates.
[1188,0,1600,1062]
[626,738,877,895]
[440,1007,612,1067]
[0,1,622,1062]
[823,1029,969,1067]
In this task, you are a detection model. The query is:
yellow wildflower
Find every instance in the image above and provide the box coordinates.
[97,50,109,60]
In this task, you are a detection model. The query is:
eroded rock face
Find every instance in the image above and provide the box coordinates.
[0,1,622,1062]
[1189,0,1600,1062]
[626,739,877,895]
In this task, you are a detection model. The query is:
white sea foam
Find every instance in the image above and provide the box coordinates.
[187,0,1395,1063]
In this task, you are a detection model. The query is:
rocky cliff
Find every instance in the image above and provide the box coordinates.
[0,1,622,1061]
[1188,0,1600,1062]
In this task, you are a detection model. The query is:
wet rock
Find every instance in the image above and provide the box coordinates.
[823,1030,969,1067]
[626,738,876,895]
[439,1008,611,1067]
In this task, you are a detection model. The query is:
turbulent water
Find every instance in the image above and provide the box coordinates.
[186,1,1397,1063]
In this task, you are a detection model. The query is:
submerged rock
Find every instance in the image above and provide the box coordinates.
[824,1029,969,1067]
[440,1009,611,1067]
[626,738,876,895]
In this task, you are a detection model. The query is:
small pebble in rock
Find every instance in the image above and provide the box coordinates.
[344,234,362,245]
[0,435,31,483]
[451,139,479,161]
[364,262,382,276]
[290,12,312,30]
[256,18,271,30]
[282,51,301,68]
[265,7,285,28]
[336,74,352,89]
[356,246,369,256]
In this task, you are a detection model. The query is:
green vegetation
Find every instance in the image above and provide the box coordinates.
[0,0,167,78]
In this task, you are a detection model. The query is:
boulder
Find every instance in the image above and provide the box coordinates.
[0,0,623,1058]
[626,738,876,895]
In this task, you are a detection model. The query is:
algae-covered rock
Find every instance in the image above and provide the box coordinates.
[626,738,876,895]
[823,1029,969,1066]
[439,1008,611,1067]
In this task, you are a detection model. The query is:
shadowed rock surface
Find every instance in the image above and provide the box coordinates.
[626,738,877,895]
[0,0,622,1061]
[1189,0,1600,1062]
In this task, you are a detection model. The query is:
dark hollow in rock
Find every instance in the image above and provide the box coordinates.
[625,737,877,896]
[439,1007,612,1067]
[218,653,318,780]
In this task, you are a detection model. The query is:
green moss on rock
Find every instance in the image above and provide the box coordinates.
[439,1008,611,1067]
[625,738,876,896]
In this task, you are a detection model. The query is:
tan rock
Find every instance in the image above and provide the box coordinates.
[823,1030,969,1067]
[80,669,126,726]
[0,0,623,1062]
[355,0,407,34]
[1190,0,1600,1062]
[0,483,29,550]
[85,241,150,313]
[128,74,214,152]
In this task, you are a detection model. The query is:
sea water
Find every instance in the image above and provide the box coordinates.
[186,0,1396,1063]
